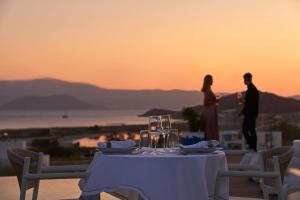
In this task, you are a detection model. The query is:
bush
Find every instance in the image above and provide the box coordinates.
[271,122,300,146]
[31,138,82,158]
[30,146,81,157]
[0,165,16,176]
[182,107,201,132]
[31,138,59,148]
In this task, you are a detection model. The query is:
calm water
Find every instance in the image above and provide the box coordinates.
[0,110,147,129]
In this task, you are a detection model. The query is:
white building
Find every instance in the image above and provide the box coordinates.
[219,130,282,151]
[257,131,282,150]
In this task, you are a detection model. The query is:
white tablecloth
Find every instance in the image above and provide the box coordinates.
[80,148,229,200]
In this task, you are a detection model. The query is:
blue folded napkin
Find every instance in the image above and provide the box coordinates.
[182,136,204,145]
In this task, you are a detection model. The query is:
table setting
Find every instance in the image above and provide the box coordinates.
[97,139,221,156]
[80,115,229,200]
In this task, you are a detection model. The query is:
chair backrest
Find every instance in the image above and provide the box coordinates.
[7,148,39,190]
[257,147,293,196]
[261,146,291,172]
[274,148,294,182]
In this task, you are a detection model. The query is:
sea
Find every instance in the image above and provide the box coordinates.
[0,110,148,130]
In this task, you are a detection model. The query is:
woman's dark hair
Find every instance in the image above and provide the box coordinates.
[201,74,213,92]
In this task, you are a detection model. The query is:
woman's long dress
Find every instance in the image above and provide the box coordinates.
[202,90,219,140]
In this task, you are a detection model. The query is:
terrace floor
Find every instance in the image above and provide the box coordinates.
[0,176,263,200]
[0,155,299,200]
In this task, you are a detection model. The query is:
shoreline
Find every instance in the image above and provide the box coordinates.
[0,122,189,139]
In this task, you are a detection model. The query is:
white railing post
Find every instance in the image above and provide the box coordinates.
[32,152,43,200]
[20,157,30,200]
[273,156,283,200]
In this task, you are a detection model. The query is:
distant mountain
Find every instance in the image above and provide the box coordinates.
[0,95,103,110]
[0,78,203,110]
[142,92,300,117]
[291,95,300,100]
[217,92,300,113]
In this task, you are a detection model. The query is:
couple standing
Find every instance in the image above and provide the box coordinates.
[201,73,259,151]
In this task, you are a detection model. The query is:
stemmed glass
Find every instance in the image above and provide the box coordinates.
[139,130,150,148]
[236,92,244,105]
[152,132,160,150]
[148,116,161,132]
[168,129,179,148]
[160,115,171,149]
[148,116,161,150]
[215,93,222,106]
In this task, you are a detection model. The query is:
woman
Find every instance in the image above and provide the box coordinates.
[201,74,219,140]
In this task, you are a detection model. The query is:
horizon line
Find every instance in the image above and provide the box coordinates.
[0,77,299,97]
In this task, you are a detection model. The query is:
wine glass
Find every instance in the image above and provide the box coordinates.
[153,133,160,150]
[236,92,244,105]
[215,93,222,106]
[139,130,150,148]
[148,116,161,132]
[160,115,171,148]
[148,116,162,151]
[168,129,179,148]
[149,131,160,153]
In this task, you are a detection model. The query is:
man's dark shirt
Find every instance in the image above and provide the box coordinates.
[242,83,259,118]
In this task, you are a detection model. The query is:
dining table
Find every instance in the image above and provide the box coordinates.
[80,147,229,200]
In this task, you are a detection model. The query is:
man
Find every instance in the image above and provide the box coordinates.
[241,73,259,151]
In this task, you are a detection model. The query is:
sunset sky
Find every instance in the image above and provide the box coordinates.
[0,0,300,96]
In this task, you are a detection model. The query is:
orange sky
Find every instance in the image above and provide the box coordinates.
[0,0,300,96]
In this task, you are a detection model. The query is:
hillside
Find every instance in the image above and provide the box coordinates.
[141,92,300,117]
[0,95,103,110]
[218,92,300,113]
[0,78,203,110]
[2,78,299,112]
[291,95,300,100]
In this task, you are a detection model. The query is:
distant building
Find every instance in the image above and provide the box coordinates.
[219,130,282,151]
[257,131,282,150]
[219,131,244,149]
